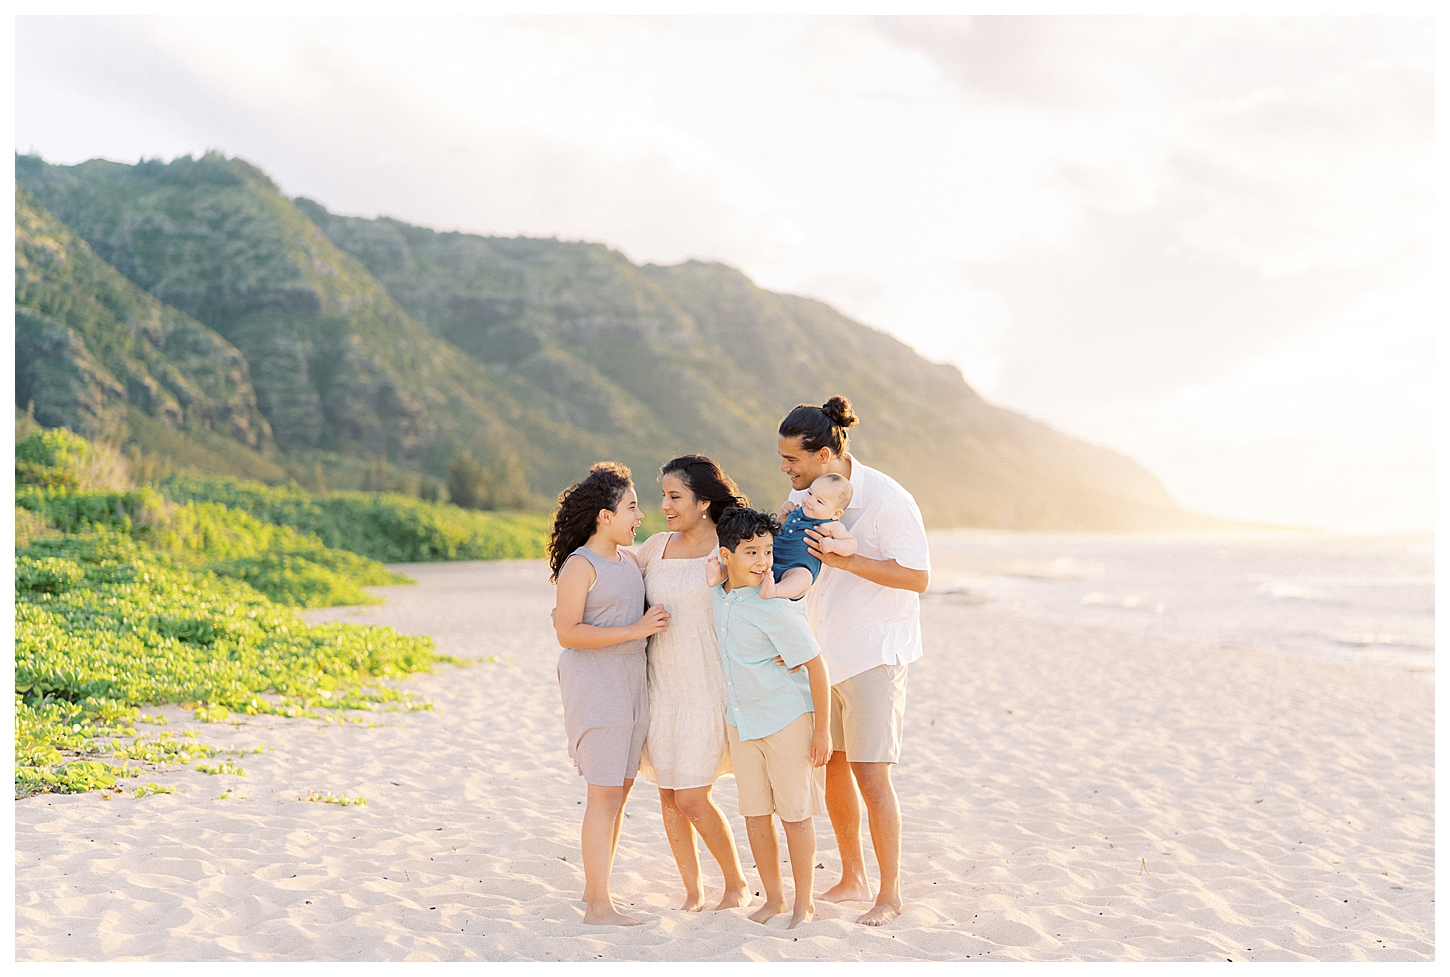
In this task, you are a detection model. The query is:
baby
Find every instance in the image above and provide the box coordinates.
[708,473,856,600]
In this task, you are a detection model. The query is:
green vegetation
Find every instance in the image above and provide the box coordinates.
[17,429,409,608]
[13,427,453,797]
[156,472,548,562]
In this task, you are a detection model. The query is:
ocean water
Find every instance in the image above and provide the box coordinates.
[926,530,1435,674]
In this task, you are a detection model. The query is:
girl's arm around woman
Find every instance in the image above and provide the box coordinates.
[553,554,671,649]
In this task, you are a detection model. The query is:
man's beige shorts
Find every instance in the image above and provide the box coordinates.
[829,663,908,763]
[726,713,826,822]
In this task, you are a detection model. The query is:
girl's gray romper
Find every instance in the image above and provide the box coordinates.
[557,546,650,787]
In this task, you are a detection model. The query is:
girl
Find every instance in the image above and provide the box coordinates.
[549,461,671,926]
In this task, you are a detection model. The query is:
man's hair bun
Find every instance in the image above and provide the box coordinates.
[779,394,861,457]
[821,396,858,429]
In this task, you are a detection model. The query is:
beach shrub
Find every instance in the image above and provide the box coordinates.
[15,483,407,608]
[16,428,129,492]
[14,530,451,796]
[156,472,549,562]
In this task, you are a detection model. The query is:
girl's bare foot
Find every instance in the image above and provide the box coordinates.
[819,879,872,903]
[583,903,642,926]
[787,902,815,929]
[715,883,752,910]
[679,890,705,912]
[748,899,787,924]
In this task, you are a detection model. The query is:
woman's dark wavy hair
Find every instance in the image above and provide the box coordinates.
[660,454,749,525]
[716,507,780,553]
[548,461,633,582]
[778,395,859,457]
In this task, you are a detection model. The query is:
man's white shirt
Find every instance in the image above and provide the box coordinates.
[787,454,931,684]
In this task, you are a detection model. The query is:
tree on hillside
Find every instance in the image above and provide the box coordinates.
[487,449,530,510]
[447,448,530,511]
[447,450,489,509]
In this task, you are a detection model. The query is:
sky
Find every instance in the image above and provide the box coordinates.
[13,15,1437,532]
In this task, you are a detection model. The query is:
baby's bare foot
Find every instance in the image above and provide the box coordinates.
[583,903,642,926]
[748,899,787,924]
[715,884,752,910]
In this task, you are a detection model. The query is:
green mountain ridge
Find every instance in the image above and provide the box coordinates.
[16,151,1215,530]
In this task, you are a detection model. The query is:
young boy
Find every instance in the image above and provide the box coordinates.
[710,507,832,929]
[708,474,856,600]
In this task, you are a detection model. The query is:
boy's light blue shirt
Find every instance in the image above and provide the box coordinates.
[711,581,820,741]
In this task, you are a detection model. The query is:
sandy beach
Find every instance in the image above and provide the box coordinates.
[14,556,1434,961]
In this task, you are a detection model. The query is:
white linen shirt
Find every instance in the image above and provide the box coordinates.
[787,454,931,684]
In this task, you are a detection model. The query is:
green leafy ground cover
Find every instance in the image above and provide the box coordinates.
[156,472,549,562]
[14,429,456,797]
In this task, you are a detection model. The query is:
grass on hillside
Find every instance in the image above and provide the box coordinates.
[156,472,549,563]
[13,428,456,797]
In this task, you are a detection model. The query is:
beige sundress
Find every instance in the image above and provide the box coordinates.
[636,532,732,789]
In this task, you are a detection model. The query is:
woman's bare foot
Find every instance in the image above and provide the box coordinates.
[583,903,643,926]
[819,879,872,903]
[679,890,705,912]
[855,898,902,926]
[748,898,787,924]
[787,902,815,929]
[715,883,752,911]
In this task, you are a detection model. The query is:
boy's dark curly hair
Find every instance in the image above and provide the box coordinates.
[548,461,633,582]
[716,507,780,554]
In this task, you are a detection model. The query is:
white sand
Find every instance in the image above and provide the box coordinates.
[15,558,1433,961]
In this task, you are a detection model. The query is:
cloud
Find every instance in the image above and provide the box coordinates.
[1168,57,1434,277]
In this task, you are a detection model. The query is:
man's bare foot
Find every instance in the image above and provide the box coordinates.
[855,898,902,926]
[820,879,872,903]
[679,891,705,912]
[787,902,815,929]
[748,899,787,924]
[715,884,752,910]
[583,903,642,926]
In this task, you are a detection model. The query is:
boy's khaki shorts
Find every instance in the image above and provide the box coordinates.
[726,713,826,822]
[829,663,908,764]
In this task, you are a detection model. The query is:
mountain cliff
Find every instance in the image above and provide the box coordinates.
[16,152,1206,529]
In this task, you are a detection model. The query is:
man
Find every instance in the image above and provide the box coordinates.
[776,396,930,927]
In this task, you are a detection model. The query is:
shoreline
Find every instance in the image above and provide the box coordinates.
[15,559,1433,961]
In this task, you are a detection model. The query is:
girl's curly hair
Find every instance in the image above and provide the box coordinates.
[548,461,633,582]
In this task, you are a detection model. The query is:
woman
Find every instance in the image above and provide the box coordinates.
[634,455,752,912]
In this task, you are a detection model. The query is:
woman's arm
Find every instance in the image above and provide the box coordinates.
[553,555,670,648]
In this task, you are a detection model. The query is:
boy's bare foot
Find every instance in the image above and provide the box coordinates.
[748,899,788,924]
[787,902,815,929]
[820,879,872,903]
[715,884,752,910]
[583,903,643,926]
[679,891,705,912]
[855,897,902,926]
